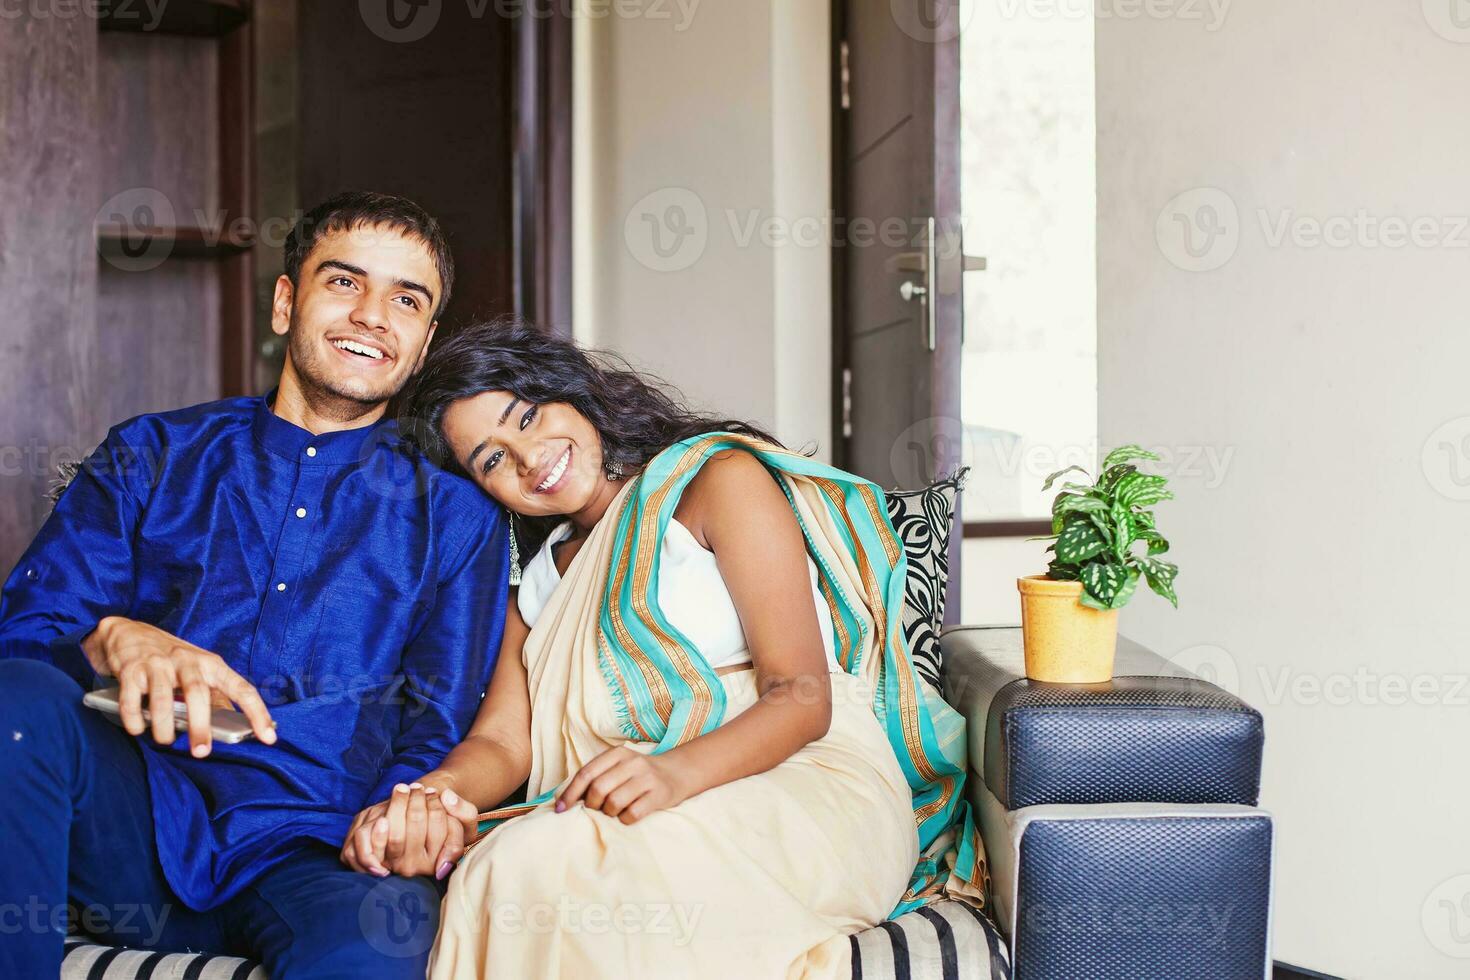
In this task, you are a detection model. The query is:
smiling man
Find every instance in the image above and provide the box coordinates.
[0,192,510,978]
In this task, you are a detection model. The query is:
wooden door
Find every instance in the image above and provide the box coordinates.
[835,1,974,619]
[835,0,966,492]
[297,0,518,329]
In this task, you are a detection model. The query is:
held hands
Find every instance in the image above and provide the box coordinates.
[555,745,693,825]
[82,615,276,757]
[341,783,481,879]
[342,749,691,880]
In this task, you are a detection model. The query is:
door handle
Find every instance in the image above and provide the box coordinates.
[889,218,986,352]
[889,217,936,351]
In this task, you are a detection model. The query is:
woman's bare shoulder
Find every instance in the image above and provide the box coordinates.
[676,448,785,548]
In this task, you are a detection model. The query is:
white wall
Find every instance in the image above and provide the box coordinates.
[959,536,1050,626]
[573,0,832,458]
[1097,3,1470,976]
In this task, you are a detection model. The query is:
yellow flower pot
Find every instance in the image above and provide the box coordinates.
[1017,575,1119,683]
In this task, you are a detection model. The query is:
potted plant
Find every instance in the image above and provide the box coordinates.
[1017,444,1180,683]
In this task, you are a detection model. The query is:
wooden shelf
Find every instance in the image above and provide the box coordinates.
[96,224,254,261]
[963,519,1055,539]
[98,0,249,37]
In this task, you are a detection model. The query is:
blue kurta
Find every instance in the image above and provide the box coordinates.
[0,394,509,910]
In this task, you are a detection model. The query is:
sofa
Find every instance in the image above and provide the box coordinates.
[61,624,1271,980]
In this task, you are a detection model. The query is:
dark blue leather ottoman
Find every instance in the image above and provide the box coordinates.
[943,626,1274,980]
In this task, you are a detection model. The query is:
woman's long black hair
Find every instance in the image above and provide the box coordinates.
[400,318,791,560]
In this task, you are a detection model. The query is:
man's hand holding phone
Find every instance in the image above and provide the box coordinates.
[81,616,277,757]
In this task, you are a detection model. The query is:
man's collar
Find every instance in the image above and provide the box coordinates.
[252,388,397,465]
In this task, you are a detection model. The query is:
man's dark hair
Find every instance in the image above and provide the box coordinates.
[283,191,455,320]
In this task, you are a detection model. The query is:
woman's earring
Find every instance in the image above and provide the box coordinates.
[605,459,625,482]
[507,514,523,586]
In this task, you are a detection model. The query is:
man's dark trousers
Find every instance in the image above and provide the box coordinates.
[0,659,443,978]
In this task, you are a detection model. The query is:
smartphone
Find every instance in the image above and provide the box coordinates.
[82,686,258,744]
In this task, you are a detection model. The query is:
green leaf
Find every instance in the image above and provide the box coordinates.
[1054,518,1107,563]
[1080,562,1129,608]
[1103,444,1161,470]
[1115,472,1172,509]
[1140,557,1180,607]
[1053,493,1109,517]
[1042,465,1090,492]
[1109,501,1132,561]
[1109,567,1142,609]
[1097,463,1137,494]
[1046,560,1080,582]
[1085,512,1114,546]
[1137,527,1171,556]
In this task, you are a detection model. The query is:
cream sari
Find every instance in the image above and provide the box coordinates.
[429,435,983,979]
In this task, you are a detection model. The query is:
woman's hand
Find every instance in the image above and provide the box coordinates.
[555,746,693,825]
[341,782,481,879]
[341,795,394,877]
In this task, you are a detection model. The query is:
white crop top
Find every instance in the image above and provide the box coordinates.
[517,519,840,673]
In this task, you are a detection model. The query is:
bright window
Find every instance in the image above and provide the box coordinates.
[959,0,1098,521]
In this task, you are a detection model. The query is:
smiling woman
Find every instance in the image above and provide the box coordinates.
[444,395,617,528]
[369,321,985,977]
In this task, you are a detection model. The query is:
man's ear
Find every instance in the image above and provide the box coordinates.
[413,320,440,373]
[270,275,295,337]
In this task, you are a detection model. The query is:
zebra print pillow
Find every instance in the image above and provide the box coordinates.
[886,469,967,689]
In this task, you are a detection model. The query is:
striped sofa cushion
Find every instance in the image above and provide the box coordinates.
[850,900,1011,980]
[63,900,1008,980]
[61,935,266,980]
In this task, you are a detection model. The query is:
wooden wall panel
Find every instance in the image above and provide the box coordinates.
[92,30,229,428]
[513,10,574,334]
[96,262,223,425]
[97,33,220,221]
[0,13,101,572]
[252,0,298,390]
[298,0,516,329]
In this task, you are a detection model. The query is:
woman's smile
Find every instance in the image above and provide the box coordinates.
[532,445,573,494]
